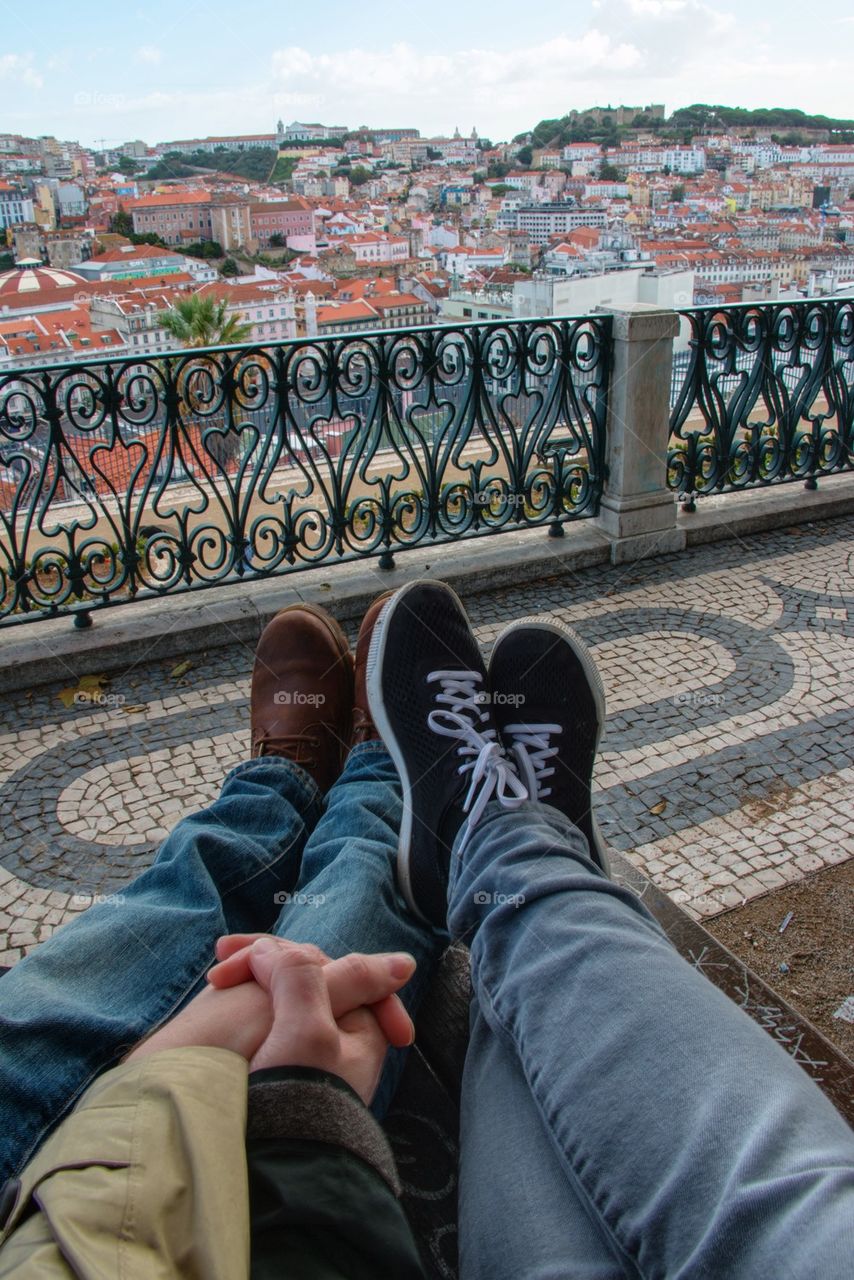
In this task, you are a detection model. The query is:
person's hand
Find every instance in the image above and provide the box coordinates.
[124,978,273,1064]
[244,938,414,1101]
[208,934,414,1049]
[126,940,416,1104]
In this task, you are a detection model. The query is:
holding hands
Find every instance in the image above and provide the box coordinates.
[127,936,416,1104]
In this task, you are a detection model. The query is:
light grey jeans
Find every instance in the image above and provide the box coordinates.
[449,801,854,1280]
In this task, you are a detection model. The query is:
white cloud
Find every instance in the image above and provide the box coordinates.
[601,0,736,44]
[272,33,643,97]
[0,53,43,90]
[270,32,645,133]
[135,45,162,65]
[626,0,688,16]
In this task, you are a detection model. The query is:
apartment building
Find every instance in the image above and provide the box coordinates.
[439,245,506,276]
[129,192,213,245]
[284,122,348,142]
[0,308,124,369]
[250,199,314,247]
[616,146,706,174]
[197,280,297,342]
[504,204,607,245]
[0,183,35,230]
[156,133,279,153]
[338,233,410,265]
[561,143,603,164]
[362,292,431,329]
[311,292,429,335]
[89,289,180,355]
[531,150,563,169]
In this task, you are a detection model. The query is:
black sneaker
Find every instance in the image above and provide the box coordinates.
[366,580,528,926]
[487,616,609,874]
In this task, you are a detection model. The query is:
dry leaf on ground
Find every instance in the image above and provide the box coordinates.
[57,674,109,708]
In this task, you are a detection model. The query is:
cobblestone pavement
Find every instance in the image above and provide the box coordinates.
[1,517,853,962]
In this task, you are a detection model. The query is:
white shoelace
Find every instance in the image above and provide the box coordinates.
[502,723,562,800]
[426,669,528,848]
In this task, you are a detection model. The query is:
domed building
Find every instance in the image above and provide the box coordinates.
[0,260,89,311]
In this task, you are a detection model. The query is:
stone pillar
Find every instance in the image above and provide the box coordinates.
[595,304,685,564]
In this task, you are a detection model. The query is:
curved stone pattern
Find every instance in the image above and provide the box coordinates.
[0,519,852,962]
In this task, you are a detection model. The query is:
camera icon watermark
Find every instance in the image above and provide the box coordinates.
[473,890,526,907]
[672,691,726,707]
[273,890,326,906]
[474,490,526,506]
[73,690,126,707]
[273,691,326,706]
[73,90,128,111]
[474,691,526,708]
[71,892,126,907]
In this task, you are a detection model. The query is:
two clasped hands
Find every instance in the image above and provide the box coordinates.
[126,938,417,1105]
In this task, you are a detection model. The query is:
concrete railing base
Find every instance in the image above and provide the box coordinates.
[608,526,687,565]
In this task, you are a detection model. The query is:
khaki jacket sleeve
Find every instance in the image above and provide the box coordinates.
[0,1047,250,1280]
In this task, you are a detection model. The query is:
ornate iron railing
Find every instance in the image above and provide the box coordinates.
[669,300,854,504]
[0,316,610,627]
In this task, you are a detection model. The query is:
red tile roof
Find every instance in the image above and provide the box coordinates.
[316,299,379,325]
[128,191,211,209]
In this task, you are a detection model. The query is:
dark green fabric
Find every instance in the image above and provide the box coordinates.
[247,1069,425,1280]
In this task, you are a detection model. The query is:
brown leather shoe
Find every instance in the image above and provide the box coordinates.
[352,592,394,746]
[251,604,354,792]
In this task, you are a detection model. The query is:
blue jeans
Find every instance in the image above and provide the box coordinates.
[450,802,854,1280]
[0,742,443,1182]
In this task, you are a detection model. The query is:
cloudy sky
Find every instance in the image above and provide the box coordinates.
[2,0,852,146]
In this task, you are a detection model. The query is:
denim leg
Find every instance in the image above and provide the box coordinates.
[0,756,320,1181]
[272,741,446,1116]
[449,801,854,1280]
[459,1005,623,1280]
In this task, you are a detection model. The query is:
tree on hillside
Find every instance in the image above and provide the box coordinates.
[109,208,134,237]
[159,294,251,348]
[129,232,169,248]
[182,240,224,259]
[516,145,533,167]
[670,183,686,203]
[349,166,371,186]
[220,257,240,277]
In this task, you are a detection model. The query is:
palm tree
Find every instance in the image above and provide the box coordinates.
[159,294,252,349]
[155,293,256,472]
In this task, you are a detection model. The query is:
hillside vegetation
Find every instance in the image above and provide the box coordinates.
[517,104,854,149]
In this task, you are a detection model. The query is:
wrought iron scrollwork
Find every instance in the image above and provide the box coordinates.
[668,300,854,501]
[0,316,609,626]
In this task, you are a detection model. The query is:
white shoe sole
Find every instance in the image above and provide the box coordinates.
[365,579,472,921]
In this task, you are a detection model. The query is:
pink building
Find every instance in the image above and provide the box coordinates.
[249,199,314,248]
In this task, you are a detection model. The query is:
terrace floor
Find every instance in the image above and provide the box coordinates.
[1,515,852,988]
